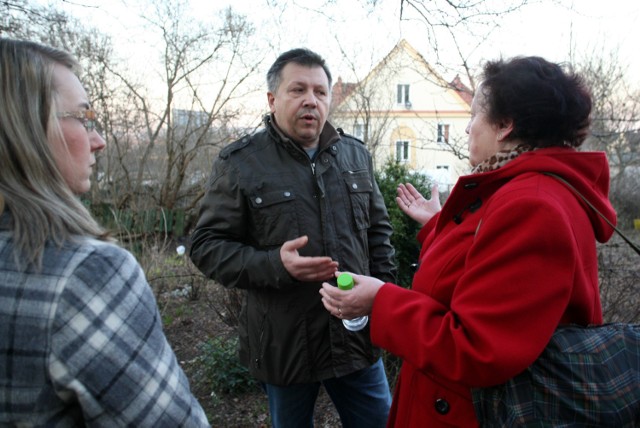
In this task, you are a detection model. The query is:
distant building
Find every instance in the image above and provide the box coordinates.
[172,109,209,129]
[330,39,472,190]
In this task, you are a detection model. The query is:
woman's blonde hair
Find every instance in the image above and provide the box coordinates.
[0,38,109,269]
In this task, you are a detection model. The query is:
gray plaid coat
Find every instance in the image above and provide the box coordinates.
[0,216,209,427]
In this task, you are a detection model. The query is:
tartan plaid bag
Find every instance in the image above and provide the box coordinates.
[472,323,640,427]
[472,173,640,427]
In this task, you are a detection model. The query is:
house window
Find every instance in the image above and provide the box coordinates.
[395,140,410,162]
[397,84,411,107]
[354,123,365,140]
[437,123,450,145]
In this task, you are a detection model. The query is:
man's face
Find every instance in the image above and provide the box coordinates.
[267,63,331,148]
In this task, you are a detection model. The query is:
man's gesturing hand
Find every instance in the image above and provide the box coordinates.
[280,236,338,282]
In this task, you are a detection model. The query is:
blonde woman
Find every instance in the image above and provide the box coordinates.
[0,38,209,427]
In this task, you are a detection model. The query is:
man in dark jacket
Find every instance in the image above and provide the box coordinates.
[190,48,396,428]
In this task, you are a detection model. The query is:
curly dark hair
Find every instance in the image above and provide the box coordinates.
[479,56,592,148]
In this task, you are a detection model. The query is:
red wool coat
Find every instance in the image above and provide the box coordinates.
[371,148,616,427]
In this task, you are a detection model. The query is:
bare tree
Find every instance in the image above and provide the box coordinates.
[598,237,640,323]
[398,0,536,89]
[94,1,265,216]
[3,0,266,236]
[577,47,640,227]
[1,1,116,208]
[564,47,640,323]
[1,0,48,35]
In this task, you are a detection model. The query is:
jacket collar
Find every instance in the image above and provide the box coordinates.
[264,114,340,152]
[444,148,615,242]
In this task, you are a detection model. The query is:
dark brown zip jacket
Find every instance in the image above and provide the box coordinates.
[190,115,396,385]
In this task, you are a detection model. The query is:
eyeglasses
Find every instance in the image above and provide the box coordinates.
[57,109,98,132]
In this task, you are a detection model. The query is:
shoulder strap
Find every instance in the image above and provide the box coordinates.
[542,172,640,257]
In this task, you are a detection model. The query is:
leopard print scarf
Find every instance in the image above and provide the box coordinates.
[471,144,534,174]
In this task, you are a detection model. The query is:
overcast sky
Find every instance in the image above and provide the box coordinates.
[53,0,639,87]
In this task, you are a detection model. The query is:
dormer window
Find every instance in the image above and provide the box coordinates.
[397,84,410,108]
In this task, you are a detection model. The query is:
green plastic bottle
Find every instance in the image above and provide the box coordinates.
[336,273,368,331]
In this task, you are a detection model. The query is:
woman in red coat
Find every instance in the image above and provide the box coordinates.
[320,56,616,427]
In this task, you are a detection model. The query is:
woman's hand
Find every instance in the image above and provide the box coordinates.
[319,272,384,320]
[396,182,441,226]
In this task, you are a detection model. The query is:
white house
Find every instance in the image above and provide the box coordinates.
[330,39,472,190]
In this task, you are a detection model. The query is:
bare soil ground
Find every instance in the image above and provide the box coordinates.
[159,283,342,428]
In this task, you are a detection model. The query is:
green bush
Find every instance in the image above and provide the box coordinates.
[375,160,432,288]
[375,160,433,387]
[198,336,257,396]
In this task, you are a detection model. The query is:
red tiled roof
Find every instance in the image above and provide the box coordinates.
[331,76,357,108]
[450,74,473,106]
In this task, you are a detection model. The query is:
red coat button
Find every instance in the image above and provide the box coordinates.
[435,398,450,415]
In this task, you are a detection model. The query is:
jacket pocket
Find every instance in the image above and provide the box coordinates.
[248,187,299,247]
[342,169,372,230]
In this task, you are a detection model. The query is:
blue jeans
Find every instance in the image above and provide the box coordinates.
[262,358,391,428]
